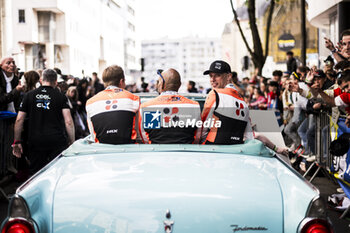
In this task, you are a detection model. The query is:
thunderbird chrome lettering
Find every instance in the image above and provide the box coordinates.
[230,224,268,232]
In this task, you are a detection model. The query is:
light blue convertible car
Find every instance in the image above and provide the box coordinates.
[1,139,332,233]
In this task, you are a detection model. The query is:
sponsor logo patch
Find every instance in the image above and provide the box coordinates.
[143,110,161,129]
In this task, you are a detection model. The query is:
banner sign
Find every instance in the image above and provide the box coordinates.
[278,34,296,51]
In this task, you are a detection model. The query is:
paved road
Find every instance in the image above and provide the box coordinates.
[0,171,350,232]
[311,175,350,232]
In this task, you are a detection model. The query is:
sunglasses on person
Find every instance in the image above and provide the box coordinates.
[157,69,165,89]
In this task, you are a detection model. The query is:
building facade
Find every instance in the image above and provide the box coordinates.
[122,0,140,80]
[141,37,222,90]
[221,0,319,78]
[221,21,253,79]
[267,0,318,66]
[0,0,139,79]
[308,0,350,59]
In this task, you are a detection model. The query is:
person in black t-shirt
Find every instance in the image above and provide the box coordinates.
[12,69,75,174]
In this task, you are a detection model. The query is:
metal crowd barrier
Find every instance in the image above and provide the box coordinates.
[303,110,334,182]
[316,110,332,167]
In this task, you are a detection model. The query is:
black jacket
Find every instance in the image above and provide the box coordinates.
[0,69,21,112]
[287,57,297,73]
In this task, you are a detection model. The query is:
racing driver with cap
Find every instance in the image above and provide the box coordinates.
[201,60,289,156]
[201,60,254,144]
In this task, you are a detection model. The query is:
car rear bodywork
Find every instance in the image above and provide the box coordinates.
[1,139,331,233]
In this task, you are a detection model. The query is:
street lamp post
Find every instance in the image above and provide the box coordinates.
[301,0,306,66]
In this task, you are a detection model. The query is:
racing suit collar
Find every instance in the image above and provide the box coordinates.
[225,83,235,89]
[160,91,178,96]
[106,85,123,91]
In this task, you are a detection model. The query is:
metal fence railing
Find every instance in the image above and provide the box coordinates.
[303,110,335,182]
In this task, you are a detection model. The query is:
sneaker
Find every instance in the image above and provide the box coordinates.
[337,188,344,193]
[288,151,297,164]
[290,157,297,164]
[289,143,297,151]
[300,154,316,162]
[292,156,304,171]
[300,162,306,172]
[306,155,316,162]
[301,153,314,159]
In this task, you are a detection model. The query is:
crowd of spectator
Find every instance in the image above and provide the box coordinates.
[1,29,350,184]
[0,66,109,179]
[227,29,350,173]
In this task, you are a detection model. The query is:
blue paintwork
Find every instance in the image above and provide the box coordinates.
[14,139,318,233]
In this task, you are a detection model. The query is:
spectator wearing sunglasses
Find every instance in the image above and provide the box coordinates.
[311,70,350,129]
[138,68,201,144]
[315,70,350,115]
[323,56,336,82]
[291,69,350,122]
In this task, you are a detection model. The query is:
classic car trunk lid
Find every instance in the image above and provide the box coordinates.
[53,152,287,233]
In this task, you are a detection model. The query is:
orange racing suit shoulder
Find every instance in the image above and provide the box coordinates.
[86,88,140,144]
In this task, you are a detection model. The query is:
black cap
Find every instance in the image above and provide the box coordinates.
[269,81,279,87]
[334,60,350,70]
[314,69,326,78]
[203,60,231,75]
[324,55,334,63]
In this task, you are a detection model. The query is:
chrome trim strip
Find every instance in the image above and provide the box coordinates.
[275,154,320,195]
[305,195,322,217]
[8,194,31,219]
[17,154,63,193]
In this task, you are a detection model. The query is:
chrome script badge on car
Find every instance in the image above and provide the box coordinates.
[230,224,268,232]
[163,209,174,233]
